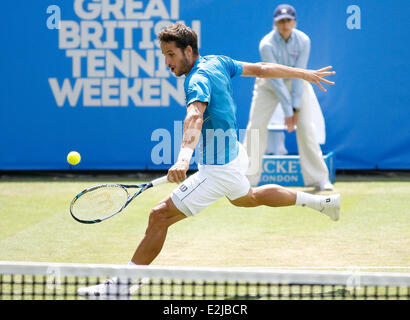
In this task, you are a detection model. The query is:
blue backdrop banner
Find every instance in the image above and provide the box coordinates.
[1,0,409,170]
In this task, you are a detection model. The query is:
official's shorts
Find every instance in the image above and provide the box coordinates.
[170,143,251,217]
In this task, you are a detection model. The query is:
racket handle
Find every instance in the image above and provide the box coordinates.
[151,175,169,186]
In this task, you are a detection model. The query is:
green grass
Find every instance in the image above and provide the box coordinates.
[0,179,409,269]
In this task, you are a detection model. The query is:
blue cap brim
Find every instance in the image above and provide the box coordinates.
[274,14,296,22]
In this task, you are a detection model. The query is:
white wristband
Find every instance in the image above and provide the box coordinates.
[177,147,194,163]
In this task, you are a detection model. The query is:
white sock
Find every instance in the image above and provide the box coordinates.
[295,191,325,212]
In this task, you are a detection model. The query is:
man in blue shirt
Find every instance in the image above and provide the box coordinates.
[184,55,242,165]
[243,4,334,190]
[78,22,340,298]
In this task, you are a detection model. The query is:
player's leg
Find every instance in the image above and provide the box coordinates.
[227,144,339,220]
[130,196,186,265]
[138,168,239,259]
[243,79,279,186]
[229,186,340,221]
[296,81,333,190]
[229,184,296,207]
[78,196,186,299]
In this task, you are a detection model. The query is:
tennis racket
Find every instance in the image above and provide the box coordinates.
[70,176,168,224]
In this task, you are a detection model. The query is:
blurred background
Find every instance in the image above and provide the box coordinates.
[0,0,409,172]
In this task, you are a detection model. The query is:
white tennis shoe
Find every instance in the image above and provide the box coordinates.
[77,277,148,300]
[319,194,340,221]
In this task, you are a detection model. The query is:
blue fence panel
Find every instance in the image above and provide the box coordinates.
[0,0,409,170]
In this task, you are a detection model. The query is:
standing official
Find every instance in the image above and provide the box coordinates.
[243,4,334,191]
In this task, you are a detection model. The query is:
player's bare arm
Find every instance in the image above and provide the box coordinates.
[241,62,336,92]
[167,101,207,183]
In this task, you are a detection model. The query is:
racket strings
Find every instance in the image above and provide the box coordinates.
[72,185,129,221]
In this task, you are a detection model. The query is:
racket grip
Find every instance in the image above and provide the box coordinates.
[151,175,169,186]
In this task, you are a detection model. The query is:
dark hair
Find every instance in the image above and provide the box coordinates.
[158,23,199,56]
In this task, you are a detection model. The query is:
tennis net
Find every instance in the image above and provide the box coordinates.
[0,261,409,300]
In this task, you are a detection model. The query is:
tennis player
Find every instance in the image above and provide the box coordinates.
[79,23,340,298]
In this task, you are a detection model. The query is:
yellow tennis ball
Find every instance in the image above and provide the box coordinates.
[67,151,81,165]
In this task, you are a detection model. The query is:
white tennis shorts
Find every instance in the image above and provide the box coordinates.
[171,143,251,217]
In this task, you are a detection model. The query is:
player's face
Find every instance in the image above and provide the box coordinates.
[275,18,296,40]
[161,41,191,77]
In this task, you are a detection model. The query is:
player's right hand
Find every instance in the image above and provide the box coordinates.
[167,160,189,183]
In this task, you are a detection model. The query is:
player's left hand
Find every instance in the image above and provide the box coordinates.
[285,112,299,132]
[285,116,295,133]
[168,160,189,183]
[304,66,336,92]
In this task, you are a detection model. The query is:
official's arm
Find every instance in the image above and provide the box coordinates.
[259,43,293,118]
[292,37,311,109]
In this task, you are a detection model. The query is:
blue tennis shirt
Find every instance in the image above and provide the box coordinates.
[184,55,243,165]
